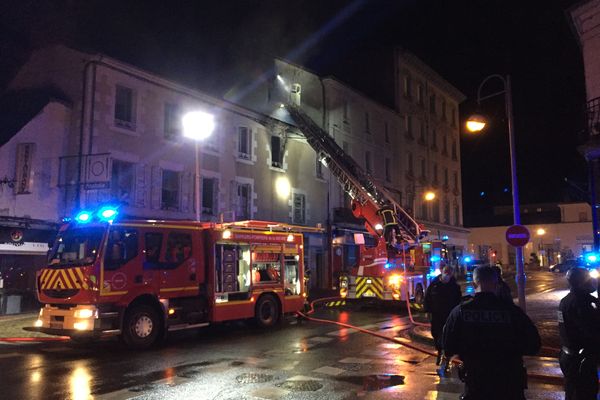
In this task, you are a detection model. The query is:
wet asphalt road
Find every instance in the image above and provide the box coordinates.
[1,272,566,400]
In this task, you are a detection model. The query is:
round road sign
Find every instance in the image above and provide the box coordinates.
[505,225,530,247]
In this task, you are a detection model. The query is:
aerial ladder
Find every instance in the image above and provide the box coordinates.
[286,104,432,302]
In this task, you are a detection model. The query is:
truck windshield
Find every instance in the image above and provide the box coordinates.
[48,227,105,267]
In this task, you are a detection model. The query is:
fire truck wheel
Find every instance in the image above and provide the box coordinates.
[122,304,161,349]
[414,284,425,305]
[254,295,280,328]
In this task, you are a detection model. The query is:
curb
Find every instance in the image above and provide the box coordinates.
[0,337,70,343]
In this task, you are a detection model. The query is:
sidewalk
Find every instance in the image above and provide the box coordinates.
[0,312,55,340]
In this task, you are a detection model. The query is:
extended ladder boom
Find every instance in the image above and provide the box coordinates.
[286,104,423,244]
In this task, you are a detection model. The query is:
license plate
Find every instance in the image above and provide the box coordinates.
[362,290,375,297]
[50,321,63,330]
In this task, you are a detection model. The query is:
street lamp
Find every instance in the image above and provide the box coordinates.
[466,74,527,311]
[182,111,215,222]
[424,190,436,201]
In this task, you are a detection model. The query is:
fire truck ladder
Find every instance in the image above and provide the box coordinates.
[285,104,423,244]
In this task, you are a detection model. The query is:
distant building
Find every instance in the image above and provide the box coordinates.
[468,202,593,268]
[570,0,600,249]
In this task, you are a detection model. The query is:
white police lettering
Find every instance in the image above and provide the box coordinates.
[557,310,564,323]
[462,310,510,324]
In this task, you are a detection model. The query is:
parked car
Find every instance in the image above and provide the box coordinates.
[548,259,581,273]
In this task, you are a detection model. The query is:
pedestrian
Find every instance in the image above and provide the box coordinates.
[492,265,513,304]
[558,267,600,400]
[424,265,462,366]
[442,266,541,400]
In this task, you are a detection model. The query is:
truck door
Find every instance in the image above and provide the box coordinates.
[102,226,140,295]
[158,230,196,297]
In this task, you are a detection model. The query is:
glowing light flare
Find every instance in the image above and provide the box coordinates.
[536,228,546,236]
[465,114,487,132]
[375,223,383,231]
[31,371,41,383]
[69,366,92,400]
[424,191,436,201]
[275,177,291,199]
[182,111,215,141]
[34,319,43,327]
[590,269,599,279]
[75,211,92,223]
[464,256,472,263]
[222,230,232,240]
[98,207,118,221]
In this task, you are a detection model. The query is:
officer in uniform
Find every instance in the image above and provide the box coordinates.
[442,266,541,400]
[558,267,600,400]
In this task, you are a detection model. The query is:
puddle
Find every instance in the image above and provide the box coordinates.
[337,374,405,391]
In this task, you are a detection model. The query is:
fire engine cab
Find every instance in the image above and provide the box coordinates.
[27,208,314,349]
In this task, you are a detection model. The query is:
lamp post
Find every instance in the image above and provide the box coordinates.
[182,111,215,222]
[466,74,527,311]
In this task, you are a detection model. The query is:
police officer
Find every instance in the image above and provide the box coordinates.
[424,265,462,366]
[442,266,541,400]
[558,267,600,400]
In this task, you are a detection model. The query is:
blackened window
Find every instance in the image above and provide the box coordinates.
[164,103,181,140]
[292,193,306,224]
[202,177,218,215]
[111,159,134,204]
[115,85,135,129]
[238,127,251,159]
[271,136,282,168]
[161,170,180,210]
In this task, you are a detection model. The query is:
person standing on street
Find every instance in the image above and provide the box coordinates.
[442,266,541,400]
[424,265,462,366]
[558,267,600,400]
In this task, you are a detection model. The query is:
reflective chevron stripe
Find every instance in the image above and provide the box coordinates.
[39,268,89,290]
[326,300,346,307]
[355,276,384,299]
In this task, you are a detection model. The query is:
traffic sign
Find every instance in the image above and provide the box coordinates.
[505,225,530,247]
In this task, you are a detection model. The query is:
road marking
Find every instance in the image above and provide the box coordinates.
[313,366,345,376]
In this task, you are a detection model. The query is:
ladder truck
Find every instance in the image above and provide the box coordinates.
[286,104,435,303]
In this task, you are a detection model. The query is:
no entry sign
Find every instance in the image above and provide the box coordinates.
[505,225,530,247]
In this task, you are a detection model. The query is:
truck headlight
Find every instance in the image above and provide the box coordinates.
[74,309,96,319]
[73,321,90,331]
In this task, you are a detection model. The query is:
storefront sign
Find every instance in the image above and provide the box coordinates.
[0,241,49,254]
[14,143,35,194]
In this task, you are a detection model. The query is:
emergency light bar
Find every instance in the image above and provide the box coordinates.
[73,206,119,224]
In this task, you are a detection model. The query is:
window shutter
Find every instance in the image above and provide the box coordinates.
[151,166,162,210]
[134,164,147,208]
[180,171,192,213]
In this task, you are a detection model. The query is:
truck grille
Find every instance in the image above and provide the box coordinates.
[43,289,79,298]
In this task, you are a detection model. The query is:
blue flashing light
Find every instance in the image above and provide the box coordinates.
[464,256,472,263]
[62,217,72,223]
[441,235,449,241]
[75,211,92,223]
[385,262,392,269]
[480,191,485,197]
[430,255,441,263]
[586,253,598,264]
[98,206,118,222]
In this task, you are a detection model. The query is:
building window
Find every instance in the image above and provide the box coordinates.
[421,200,428,220]
[271,135,283,168]
[238,127,252,160]
[404,75,412,98]
[452,139,458,160]
[290,83,301,106]
[432,199,440,222]
[316,155,324,179]
[417,84,424,105]
[431,128,437,149]
[164,103,180,140]
[442,135,448,155]
[407,152,414,176]
[454,203,460,226]
[385,158,391,182]
[452,107,457,127]
[444,168,449,188]
[429,93,436,114]
[384,122,390,143]
[365,151,372,174]
[292,193,306,224]
[441,98,447,120]
[444,200,450,224]
[161,170,180,210]
[420,158,427,180]
[433,163,438,184]
[111,159,134,204]
[453,171,459,193]
[114,85,136,130]
[419,122,427,145]
[343,101,349,121]
[365,112,370,134]
[236,183,252,220]
[405,115,413,138]
[202,177,218,216]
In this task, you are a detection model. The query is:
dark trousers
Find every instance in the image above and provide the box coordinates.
[559,350,598,400]
[460,364,526,400]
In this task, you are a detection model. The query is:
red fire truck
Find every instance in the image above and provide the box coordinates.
[27,211,313,349]
[287,104,435,303]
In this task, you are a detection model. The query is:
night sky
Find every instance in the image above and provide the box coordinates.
[0,0,587,225]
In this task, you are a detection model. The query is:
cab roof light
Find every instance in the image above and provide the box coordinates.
[75,211,93,223]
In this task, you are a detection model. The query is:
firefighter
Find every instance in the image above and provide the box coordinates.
[442,266,540,400]
[558,267,600,400]
[424,265,461,366]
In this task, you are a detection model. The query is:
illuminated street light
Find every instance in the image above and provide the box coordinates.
[424,191,436,201]
[536,228,546,236]
[469,74,527,311]
[465,114,487,133]
[182,111,215,222]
